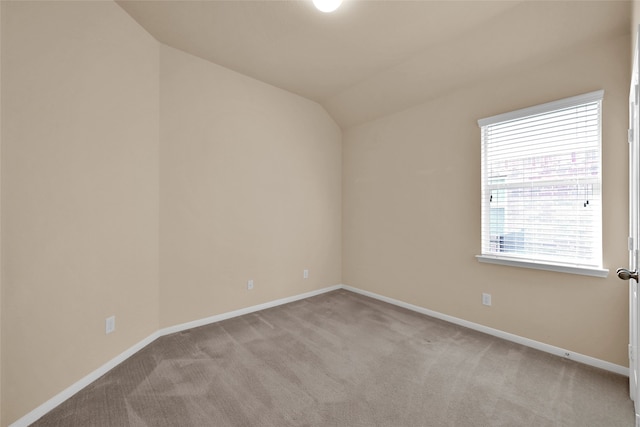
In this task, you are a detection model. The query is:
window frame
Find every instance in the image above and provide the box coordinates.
[476,90,609,278]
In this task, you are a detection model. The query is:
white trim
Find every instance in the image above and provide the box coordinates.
[342,285,628,377]
[8,332,161,427]
[8,285,341,427]
[478,91,605,271]
[476,255,610,278]
[477,90,604,127]
[157,285,342,336]
[9,282,627,426]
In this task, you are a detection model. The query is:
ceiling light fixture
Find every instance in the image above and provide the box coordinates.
[313,0,342,13]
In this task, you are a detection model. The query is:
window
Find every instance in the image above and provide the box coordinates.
[476,91,608,277]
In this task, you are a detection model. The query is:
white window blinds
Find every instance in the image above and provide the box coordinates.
[478,91,604,270]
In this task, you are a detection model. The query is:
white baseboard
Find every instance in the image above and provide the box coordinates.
[158,285,343,337]
[8,284,341,427]
[9,282,628,426]
[342,285,629,377]
[8,331,161,427]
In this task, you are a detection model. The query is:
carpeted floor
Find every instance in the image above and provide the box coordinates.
[33,289,635,426]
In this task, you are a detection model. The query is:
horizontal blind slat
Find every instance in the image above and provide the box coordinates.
[479,93,603,269]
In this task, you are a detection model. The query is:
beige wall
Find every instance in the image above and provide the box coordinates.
[0,3,342,424]
[342,33,631,366]
[1,2,160,425]
[634,0,640,54]
[159,45,342,328]
[0,0,635,425]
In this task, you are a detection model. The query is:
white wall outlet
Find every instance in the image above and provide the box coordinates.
[482,293,492,306]
[247,279,254,290]
[303,269,309,279]
[105,315,115,334]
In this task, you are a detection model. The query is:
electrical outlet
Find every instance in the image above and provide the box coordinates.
[105,316,115,334]
[247,279,254,290]
[482,293,492,306]
[303,269,309,279]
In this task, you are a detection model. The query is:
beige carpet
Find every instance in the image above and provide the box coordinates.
[33,289,634,426]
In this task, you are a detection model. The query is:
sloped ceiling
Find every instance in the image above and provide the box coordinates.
[117,0,631,128]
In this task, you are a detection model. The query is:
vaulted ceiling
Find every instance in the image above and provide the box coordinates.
[117,0,631,128]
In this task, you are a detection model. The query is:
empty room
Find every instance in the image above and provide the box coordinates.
[1,0,640,425]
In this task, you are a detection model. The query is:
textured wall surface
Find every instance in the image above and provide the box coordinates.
[343,33,630,366]
[0,1,635,425]
[1,2,160,424]
[159,45,342,328]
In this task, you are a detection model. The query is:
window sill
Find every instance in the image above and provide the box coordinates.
[476,255,609,278]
